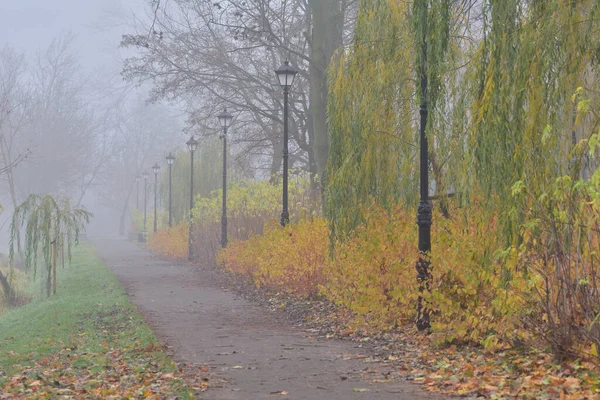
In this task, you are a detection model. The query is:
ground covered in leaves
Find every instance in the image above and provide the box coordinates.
[0,245,208,399]
[222,271,600,399]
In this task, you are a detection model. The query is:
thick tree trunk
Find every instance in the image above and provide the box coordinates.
[308,0,343,191]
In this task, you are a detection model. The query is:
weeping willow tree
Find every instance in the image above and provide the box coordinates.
[464,0,600,241]
[327,0,600,242]
[9,194,92,298]
[327,0,457,240]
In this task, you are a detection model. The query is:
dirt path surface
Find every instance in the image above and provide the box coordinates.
[93,238,439,400]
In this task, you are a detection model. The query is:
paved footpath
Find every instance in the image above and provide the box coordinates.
[93,238,439,400]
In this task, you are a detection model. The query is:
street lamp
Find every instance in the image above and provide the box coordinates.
[217,108,233,248]
[186,135,199,261]
[135,175,141,209]
[142,171,149,239]
[415,20,432,332]
[166,153,175,227]
[152,163,160,233]
[275,60,298,226]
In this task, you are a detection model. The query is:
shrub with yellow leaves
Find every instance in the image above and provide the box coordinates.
[147,224,189,260]
[218,218,329,298]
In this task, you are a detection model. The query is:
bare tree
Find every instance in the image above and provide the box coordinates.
[95,94,183,235]
[0,46,33,210]
[121,0,356,187]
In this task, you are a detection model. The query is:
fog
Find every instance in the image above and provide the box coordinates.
[0,0,186,250]
[0,0,331,253]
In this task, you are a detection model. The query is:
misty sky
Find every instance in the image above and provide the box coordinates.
[0,0,145,73]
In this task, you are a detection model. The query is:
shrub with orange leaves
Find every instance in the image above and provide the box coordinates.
[218,218,329,298]
[147,223,189,259]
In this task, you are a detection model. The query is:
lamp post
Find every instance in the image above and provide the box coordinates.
[186,136,199,261]
[217,108,233,248]
[415,9,432,332]
[152,163,160,233]
[142,171,149,238]
[135,175,141,209]
[166,153,175,227]
[275,60,298,227]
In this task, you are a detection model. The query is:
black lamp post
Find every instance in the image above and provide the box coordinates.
[416,14,432,332]
[186,136,199,261]
[135,175,141,209]
[275,60,298,227]
[152,163,160,233]
[142,171,149,237]
[217,108,233,248]
[166,153,175,227]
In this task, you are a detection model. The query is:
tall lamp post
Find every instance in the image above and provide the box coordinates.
[135,175,141,209]
[142,171,149,238]
[186,136,199,261]
[166,153,175,227]
[275,60,298,226]
[415,9,432,332]
[217,109,233,248]
[152,163,160,233]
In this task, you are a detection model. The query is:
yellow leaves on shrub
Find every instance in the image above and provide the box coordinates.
[323,205,420,330]
[147,224,189,259]
[218,219,329,298]
[219,202,526,346]
[428,205,526,346]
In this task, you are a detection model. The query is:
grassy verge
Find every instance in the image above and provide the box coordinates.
[0,243,204,398]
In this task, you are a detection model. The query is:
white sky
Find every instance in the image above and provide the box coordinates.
[0,0,146,73]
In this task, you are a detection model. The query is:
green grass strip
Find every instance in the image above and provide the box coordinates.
[0,243,197,398]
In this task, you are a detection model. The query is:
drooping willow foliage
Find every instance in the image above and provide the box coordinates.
[469,0,600,241]
[327,0,600,241]
[9,194,92,296]
[327,0,456,240]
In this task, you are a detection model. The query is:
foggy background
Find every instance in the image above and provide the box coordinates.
[0,0,186,252]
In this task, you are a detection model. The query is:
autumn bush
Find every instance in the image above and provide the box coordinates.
[322,205,420,329]
[505,171,600,363]
[146,176,319,266]
[218,218,329,297]
[217,189,599,365]
[322,201,526,345]
[216,200,521,343]
[147,223,189,259]
[192,177,319,266]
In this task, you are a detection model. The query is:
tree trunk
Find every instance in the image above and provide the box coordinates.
[119,203,128,236]
[46,263,51,297]
[53,240,57,296]
[119,178,136,235]
[308,0,343,192]
[0,269,14,304]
